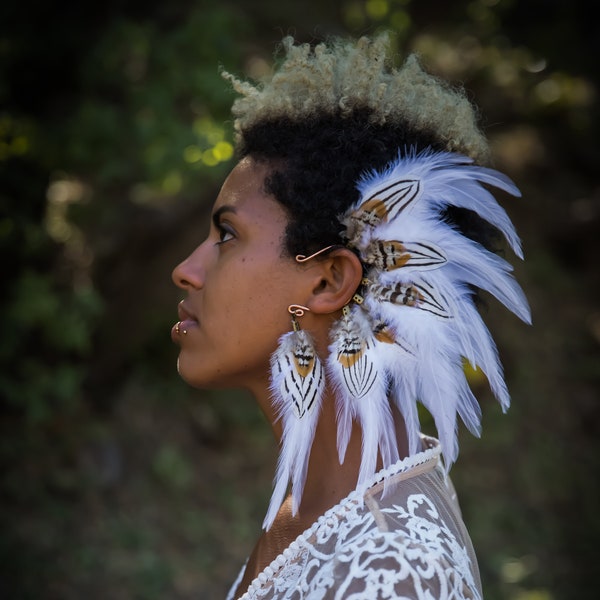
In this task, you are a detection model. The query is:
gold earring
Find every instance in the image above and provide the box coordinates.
[288,304,310,331]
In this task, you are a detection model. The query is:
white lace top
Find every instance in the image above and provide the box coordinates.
[227,437,482,600]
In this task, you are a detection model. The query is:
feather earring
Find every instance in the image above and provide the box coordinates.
[264,304,324,530]
[327,301,402,485]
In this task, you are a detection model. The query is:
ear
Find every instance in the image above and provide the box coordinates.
[304,248,363,315]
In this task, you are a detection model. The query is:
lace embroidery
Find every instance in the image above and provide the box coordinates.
[229,438,481,600]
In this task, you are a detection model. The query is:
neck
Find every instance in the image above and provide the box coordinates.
[259,385,410,530]
[296,393,362,519]
[235,385,410,591]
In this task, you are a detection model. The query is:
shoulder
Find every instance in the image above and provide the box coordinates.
[304,460,482,600]
[307,499,481,599]
[231,442,481,600]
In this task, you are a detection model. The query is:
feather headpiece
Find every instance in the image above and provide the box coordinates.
[264,147,530,530]
[332,148,531,475]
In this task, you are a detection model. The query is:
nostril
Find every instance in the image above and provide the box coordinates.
[172,260,192,289]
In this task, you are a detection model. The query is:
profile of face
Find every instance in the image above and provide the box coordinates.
[171,157,308,396]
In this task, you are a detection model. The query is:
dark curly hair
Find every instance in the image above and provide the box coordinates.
[238,109,501,259]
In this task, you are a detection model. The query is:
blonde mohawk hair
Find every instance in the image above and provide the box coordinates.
[222,34,490,163]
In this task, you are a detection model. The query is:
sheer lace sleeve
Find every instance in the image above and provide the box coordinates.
[230,441,482,600]
[305,491,481,600]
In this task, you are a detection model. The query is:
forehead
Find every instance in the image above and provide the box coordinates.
[213,157,288,225]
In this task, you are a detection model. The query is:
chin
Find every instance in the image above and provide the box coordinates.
[176,356,204,388]
[176,356,224,390]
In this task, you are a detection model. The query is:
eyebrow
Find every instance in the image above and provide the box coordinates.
[212,205,237,228]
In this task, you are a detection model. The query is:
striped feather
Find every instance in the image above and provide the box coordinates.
[328,307,410,482]
[264,329,324,530]
[363,240,447,271]
[343,178,421,245]
[368,278,451,319]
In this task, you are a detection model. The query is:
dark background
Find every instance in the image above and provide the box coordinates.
[1,0,598,598]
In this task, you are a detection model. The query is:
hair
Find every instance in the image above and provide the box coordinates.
[222,34,499,258]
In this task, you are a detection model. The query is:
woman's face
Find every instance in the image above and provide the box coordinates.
[172,157,304,394]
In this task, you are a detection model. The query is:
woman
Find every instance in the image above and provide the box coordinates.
[172,34,530,599]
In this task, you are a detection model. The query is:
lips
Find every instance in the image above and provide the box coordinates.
[178,301,198,324]
[172,301,199,340]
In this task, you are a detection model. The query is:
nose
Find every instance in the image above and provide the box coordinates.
[172,244,207,291]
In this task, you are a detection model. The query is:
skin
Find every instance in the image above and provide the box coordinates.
[172,156,408,595]
[171,157,299,399]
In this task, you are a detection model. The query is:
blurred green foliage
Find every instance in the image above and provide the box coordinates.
[1,0,598,599]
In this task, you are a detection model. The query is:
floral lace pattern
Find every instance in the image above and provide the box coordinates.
[228,438,481,600]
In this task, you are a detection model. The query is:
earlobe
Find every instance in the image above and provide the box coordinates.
[306,248,363,314]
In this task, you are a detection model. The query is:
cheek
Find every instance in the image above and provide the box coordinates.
[235,291,291,351]
[214,253,297,343]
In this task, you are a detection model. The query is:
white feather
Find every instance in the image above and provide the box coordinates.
[264,330,324,530]
[327,307,402,483]
[390,374,421,456]
[458,301,511,411]
[355,149,524,258]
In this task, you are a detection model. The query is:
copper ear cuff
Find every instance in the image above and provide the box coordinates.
[295,245,337,263]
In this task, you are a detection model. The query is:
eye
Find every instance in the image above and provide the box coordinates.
[216,223,235,245]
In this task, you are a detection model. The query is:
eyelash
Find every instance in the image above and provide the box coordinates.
[215,222,234,245]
